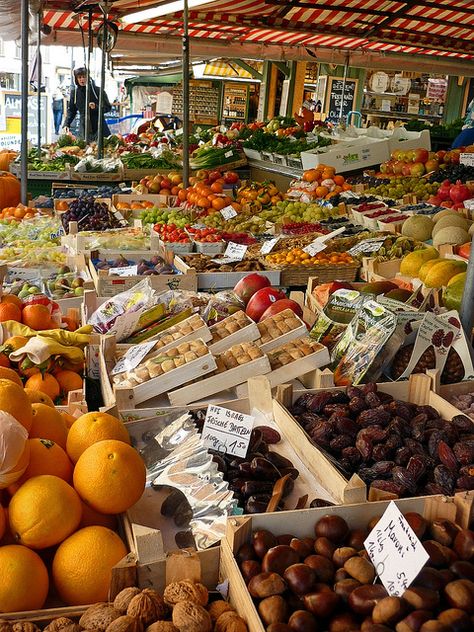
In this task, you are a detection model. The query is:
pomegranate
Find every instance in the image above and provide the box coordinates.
[246,287,286,322]
[233,273,271,305]
[437,180,452,202]
[449,180,471,204]
[259,298,303,321]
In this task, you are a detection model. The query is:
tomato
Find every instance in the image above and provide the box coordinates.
[259,298,304,322]
[457,242,471,259]
[245,286,286,321]
[233,273,271,306]
[223,171,239,184]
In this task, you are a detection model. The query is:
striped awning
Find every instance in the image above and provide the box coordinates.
[43,0,474,59]
[203,60,262,78]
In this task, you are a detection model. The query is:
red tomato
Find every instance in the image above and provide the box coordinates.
[245,286,286,321]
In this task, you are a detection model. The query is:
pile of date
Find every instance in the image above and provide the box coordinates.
[291,383,474,497]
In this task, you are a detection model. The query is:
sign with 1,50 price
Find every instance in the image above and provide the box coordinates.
[202,404,255,458]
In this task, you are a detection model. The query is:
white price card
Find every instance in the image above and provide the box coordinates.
[460,153,474,166]
[8,267,41,281]
[364,501,429,597]
[211,257,241,265]
[220,205,238,220]
[202,404,255,458]
[109,309,144,343]
[260,236,281,255]
[348,237,386,256]
[175,128,184,136]
[225,150,233,158]
[224,241,247,260]
[463,198,474,210]
[111,340,158,375]
[108,265,138,277]
[303,240,327,256]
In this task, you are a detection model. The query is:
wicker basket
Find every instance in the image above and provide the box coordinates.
[261,258,360,286]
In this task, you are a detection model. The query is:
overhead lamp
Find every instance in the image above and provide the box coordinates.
[122,0,210,24]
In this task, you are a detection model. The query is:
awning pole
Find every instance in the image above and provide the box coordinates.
[460,233,474,340]
[37,10,42,154]
[84,8,93,143]
[20,0,29,205]
[182,0,190,188]
[339,53,349,123]
[97,8,108,158]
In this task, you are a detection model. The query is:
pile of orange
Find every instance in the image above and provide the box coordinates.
[0,295,55,330]
[116,200,155,211]
[0,376,146,611]
[300,165,352,200]
[0,205,38,221]
[266,247,355,267]
[180,180,237,213]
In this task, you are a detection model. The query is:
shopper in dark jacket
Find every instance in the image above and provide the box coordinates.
[64,68,111,140]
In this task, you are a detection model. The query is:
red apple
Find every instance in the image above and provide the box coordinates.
[233,273,271,305]
[393,161,405,175]
[402,164,412,177]
[410,162,426,177]
[425,159,439,173]
[413,148,429,163]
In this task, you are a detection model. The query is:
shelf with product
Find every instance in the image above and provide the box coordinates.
[221,82,250,123]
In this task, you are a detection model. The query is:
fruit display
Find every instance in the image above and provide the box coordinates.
[365,177,441,201]
[427,162,474,184]
[188,226,222,243]
[235,181,285,210]
[140,207,192,227]
[287,165,351,201]
[93,254,176,276]
[61,198,125,234]
[380,148,447,177]
[210,311,253,344]
[182,254,267,272]
[448,391,474,421]
[148,313,207,351]
[53,185,122,199]
[269,199,346,224]
[214,342,264,372]
[134,171,184,196]
[264,248,356,268]
[267,337,325,369]
[401,211,471,246]
[290,383,474,497]
[153,223,191,244]
[234,510,474,631]
[44,266,87,299]
[256,310,304,345]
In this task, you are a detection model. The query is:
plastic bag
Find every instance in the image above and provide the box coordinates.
[0,411,29,489]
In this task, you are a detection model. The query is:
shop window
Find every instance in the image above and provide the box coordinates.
[14,44,21,59]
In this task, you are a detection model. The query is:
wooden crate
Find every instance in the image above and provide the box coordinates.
[208,313,260,355]
[272,373,464,504]
[88,253,197,297]
[257,312,308,354]
[118,314,212,352]
[360,256,402,282]
[197,270,281,290]
[221,492,474,632]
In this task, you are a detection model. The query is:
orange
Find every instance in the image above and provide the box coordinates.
[73,440,145,514]
[1,335,28,355]
[60,410,77,429]
[0,302,21,323]
[1,294,23,309]
[52,526,127,605]
[66,412,130,464]
[55,370,83,396]
[24,387,55,408]
[80,501,117,530]
[21,304,52,330]
[0,378,33,431]
[29,403,68,448]
[9,475,82,549]
[25,373,60,401]
[18,439,73,484]
[0,545,49,611]
[0,365,22,386]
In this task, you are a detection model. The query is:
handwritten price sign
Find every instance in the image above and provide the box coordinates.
[202,404,255,458]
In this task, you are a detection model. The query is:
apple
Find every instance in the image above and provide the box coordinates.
[380,162,389,174]
[450,149,461,164]
[410,162,426,177]
[436,150,447,163]
[424,159,439,173]
[393,161,405,175]
[405,150,416,163]
[413,148,429,163]
[402,163,412,177]
[391,149,402,161]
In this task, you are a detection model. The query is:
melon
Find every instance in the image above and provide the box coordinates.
[401,215,433,241]
[433,227,469,247]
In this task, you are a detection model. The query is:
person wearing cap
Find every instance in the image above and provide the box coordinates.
[63,68,111,140]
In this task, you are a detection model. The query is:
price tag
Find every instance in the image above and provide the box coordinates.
[175,128,184,136]
[224,150,233,158]
[364,501,429,597]
[464,198,474,210]
[348,237,386,256]
[303,240,327,256]
[111,340,158,375]
[220,205,238,220]
[224,241,247,260]
[202,404,255,458]
[460,153,474,166]
[8,267,40,281]
[191,223,207,229]
[211,257,241,265]
[110,309,144,343]
[260,236,281,254]
[108,265,138,277]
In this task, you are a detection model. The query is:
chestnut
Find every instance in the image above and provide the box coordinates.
[315,515,349,544]
[277,534,295,545]
[454,530,474,561]
[314,536,337,559]
[262,545,299,576]
[413,567,447,591]
[304,554,335,583]
[287,610,318,632]
[372,596,406,626]
[404,513,428,539]
[423,540,457,568]
[348,584,388,616]
[395,610,431,632]
[444,579,474,613]
[450,560,474,581]
[437,608,472,632]
[248,572,286,598]
[367,516,380,531]
[283,563,316,596]
[418,622,449,632]
[241,559,261,583]
[344,556,376,584]
[328,612,360,632]
[237,542,256,563]
[361,623,392,632]
[253,530,278,559]
[303,589,340,618]
[402,587,440,611]
[258,595,288,626]
[430,519,460,547]
[333,547,358,567]
[334,578,361,603]
[290,537,314,559]
[348,529,369,550]
[334,568,350,582]
[267,625,291,632]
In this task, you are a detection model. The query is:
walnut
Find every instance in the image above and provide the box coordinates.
[12,624,40,632]
[60,626,82,632]
[44,619,75,632]
[163,582,208,607]
[214,612,247,632]
[113,588,142,614]
[79,605,121,631]
[146,625,178,632]
[126,589,167,626]
[0,621,12,632]
[206,602,234,623]
[172,602,211,632]
[105,616,142,632]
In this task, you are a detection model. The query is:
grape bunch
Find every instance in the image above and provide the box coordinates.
[54,185,122,199]
[427,164,474,184]
[61,198,123,233]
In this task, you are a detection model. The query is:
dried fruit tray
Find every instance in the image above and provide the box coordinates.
[235,337,330,398]
[256,309,308,353]
[221,492,474,632]
[208,311,260,355]
[272,373,465,505]
[168,343,272,407]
